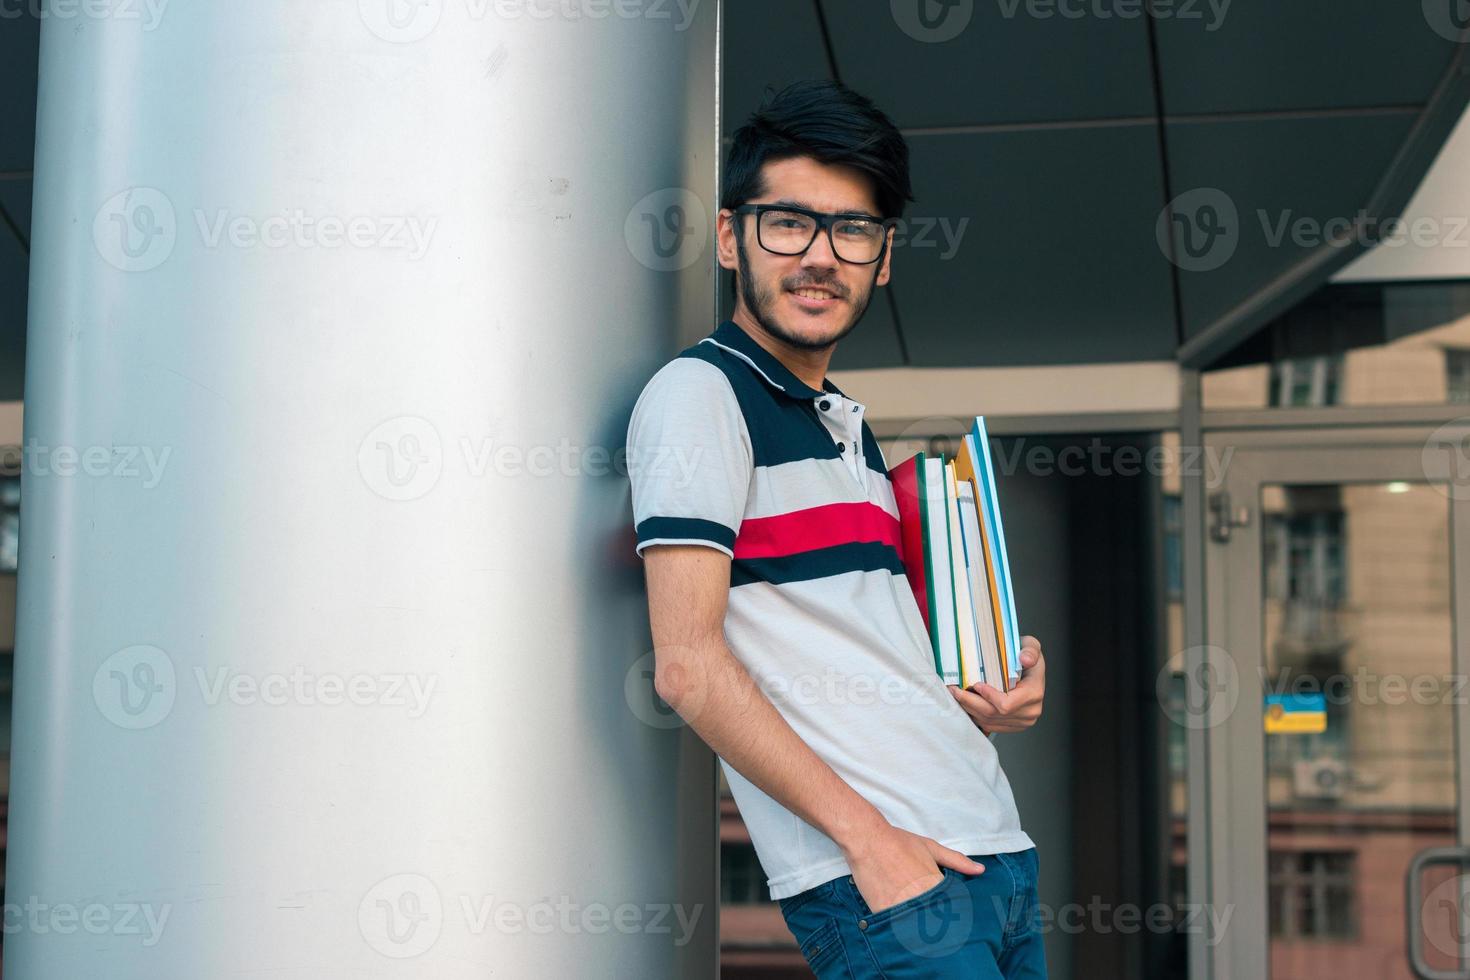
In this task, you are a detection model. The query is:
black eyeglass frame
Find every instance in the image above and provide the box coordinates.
[731,203,897,265]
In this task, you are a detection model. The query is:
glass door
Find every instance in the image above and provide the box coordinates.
[1202,425,1470,980]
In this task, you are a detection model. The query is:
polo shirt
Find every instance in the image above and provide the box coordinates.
[626,319,1033,900]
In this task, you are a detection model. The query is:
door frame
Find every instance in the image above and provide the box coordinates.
[1194,421,1470,979]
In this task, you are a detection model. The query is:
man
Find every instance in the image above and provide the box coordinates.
[626,79,1048,978]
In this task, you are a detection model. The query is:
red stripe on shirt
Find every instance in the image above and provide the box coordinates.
[733,502,902,559]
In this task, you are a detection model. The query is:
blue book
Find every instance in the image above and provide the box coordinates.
[970,417,1022,683]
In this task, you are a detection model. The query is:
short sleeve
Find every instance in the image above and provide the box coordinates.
[626,357,753,559]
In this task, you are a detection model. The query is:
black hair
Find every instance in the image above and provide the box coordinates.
[721,79,914,220]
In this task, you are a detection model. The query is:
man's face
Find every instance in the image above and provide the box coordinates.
[717,156,895,352]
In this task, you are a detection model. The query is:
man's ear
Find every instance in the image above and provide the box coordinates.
[716,209,740,272]
[875,224,896,287]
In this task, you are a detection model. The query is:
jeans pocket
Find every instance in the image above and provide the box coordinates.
[862,867,956,925]
[797,918,853,978]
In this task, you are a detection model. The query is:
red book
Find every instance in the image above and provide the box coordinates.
[889,452,930,632]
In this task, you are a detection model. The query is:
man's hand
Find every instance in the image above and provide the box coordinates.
[842,822,985,915]
[946,634,1045,735]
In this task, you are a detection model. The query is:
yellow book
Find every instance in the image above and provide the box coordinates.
[956,436,1010,689]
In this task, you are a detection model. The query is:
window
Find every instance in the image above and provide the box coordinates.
[1268,850,1357,939]
[1270,355,1342,407]
[1447,348,1470,403]
[1264,511,1345,604]
[720,844,771,904]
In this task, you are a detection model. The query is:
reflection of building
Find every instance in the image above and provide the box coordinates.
[1156,290,1466,979]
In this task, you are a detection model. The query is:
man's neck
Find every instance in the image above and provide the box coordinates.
[729,309,834,393]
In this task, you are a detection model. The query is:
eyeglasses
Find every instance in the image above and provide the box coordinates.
[732,204,894,265]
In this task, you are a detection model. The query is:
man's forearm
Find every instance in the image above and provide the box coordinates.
[655,637,887,853]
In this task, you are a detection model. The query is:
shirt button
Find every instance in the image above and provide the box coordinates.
[819,399,831,411]
[858,918,868,930]
[837,442,846,453]
[851,406,859,413]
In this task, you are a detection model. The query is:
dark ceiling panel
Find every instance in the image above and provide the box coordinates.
[0,12,38,173]
[896,128,1177,366]
[721,0,831,137]
[0,183,28,402]
[1155,1,1458,115]
[822,1,1156,127]
[0,177,32,243]
[1166,112,1418,342]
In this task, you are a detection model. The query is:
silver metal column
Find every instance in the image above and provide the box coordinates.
[6,1,719,976]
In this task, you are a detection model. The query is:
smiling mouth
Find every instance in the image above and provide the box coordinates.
[789,286,842,302]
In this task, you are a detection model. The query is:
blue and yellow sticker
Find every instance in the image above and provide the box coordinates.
[1264,693,1327,734]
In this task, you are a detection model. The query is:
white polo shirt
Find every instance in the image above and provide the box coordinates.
[627,320,1033,900]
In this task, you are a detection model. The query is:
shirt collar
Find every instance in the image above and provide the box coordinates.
[701,320,850,401]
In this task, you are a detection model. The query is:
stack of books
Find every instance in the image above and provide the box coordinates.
[891,417,1023,691]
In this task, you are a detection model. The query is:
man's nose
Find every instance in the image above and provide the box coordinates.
[801,227,839,269]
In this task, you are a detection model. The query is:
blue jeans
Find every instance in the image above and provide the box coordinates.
[777,848,1047,979]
